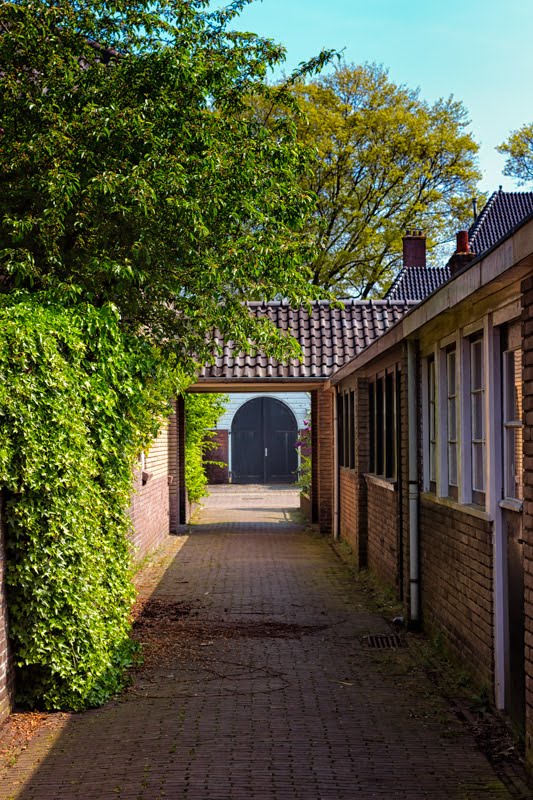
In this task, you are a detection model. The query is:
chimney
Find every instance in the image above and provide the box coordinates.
[448,230,476,275]
[402,229,426,268]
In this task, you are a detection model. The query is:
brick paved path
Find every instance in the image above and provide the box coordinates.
[0,487,516,799]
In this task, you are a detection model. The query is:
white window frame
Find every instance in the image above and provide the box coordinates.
[446,347,458,494]
[422,355,437,492]
[470,336,485,499]
[502,347,523,501]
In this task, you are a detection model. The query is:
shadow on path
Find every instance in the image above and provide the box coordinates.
[0,488,518,799]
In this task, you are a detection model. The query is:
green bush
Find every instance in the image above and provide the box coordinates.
[184,394,227,504]
[0,293,179,710]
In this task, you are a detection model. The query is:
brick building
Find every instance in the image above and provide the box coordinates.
[331,195,533,767]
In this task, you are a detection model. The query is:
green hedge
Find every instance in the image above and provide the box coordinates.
[0,294,178,710]
[184,394,227,504]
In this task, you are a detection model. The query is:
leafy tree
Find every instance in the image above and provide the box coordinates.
[0,0,333,368]
[270,64,482,297]
[497,123,533,185]
[0,0,337,710]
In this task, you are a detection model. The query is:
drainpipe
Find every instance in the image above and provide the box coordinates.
[333,386,340,540]
[407,340,420,624]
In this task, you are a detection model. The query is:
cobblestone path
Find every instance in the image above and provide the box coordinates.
[0,486,517,799]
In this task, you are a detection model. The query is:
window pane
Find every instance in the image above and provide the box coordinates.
[385,372,395,478]
[447,351,456,395]
[349,390,355,469]
[472,392,483,440]
[344,393,350,468]
[376,378,384,475]
[448,442,458,486]
[369,384,375,473]
[428,358,436,485]
[337,393,344,466]
[514,424,523,500]
[472,442,484,491]
[448,398,457,440]
[503,347,523,500]
[471,340,483,390]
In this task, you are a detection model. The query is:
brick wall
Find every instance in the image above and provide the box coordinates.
[313,387,334,534]
[366,479,400,590]
[204,430,229,484]
[420,498,494,690]
[311,392,319,524]
[0,497,14,723]
[129,417,172,561]
[339,468,357,549]
[521,275,533,769]
[338,379,369,567]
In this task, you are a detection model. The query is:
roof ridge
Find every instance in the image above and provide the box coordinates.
[469,190,498,244]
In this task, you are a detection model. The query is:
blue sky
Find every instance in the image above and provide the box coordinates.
[233,0,533,193]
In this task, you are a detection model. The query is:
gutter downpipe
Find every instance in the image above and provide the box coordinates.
[407,339,420,625]
[333,386,340,540]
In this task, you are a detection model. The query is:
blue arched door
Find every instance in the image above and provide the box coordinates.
[231,397,298,484]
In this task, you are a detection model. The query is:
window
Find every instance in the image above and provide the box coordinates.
[470,336,485,503]
[385,373,395,479]
[446,347,458,498]
[428,356,436,490]
[337,390,355,469]
[337,393,344,467]
[344,392,350,468]
[368,368,397,480]
[503,347,523,501]
[369,383,375,473]
[349,390,355,469]
[376,378,384,475]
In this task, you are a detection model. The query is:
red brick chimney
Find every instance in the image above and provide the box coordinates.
[449,230,476,275]
[402,230,426,268]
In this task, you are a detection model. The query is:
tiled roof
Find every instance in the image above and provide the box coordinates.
[385,191,533,303]
[384,266,451,302]
[469,190,533,255]
[199,300,415,381]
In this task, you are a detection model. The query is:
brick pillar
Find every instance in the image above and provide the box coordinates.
[0,492,14,723]
[313,386,335,535]
[521,276,533,773]
[311,391,319,523]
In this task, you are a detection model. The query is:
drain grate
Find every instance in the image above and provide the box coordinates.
[361,633,407,650]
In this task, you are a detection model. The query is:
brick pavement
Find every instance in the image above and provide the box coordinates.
[0,486,519,799]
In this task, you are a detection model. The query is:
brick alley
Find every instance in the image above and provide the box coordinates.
[0,487,523,799]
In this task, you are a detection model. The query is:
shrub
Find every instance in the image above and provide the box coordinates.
[0,293,178,710]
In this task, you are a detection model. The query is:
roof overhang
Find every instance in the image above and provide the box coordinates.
[189,378,326,392]
[331,212,533,385]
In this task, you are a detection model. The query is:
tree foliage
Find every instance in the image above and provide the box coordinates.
[0,0,334,368]
[184,393,227,504]
[0,294,179,710]
[274,64,482,296]
[498,123,533,186]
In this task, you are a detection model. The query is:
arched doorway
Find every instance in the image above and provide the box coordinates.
[231,397,298,484]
